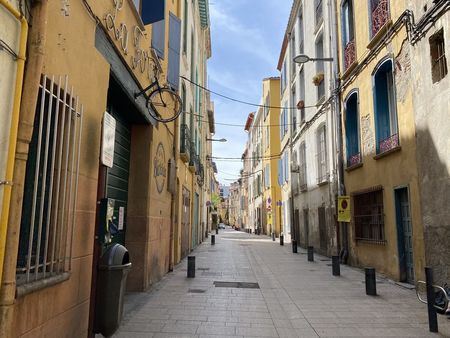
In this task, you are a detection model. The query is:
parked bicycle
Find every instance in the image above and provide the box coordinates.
[134,49,182,123]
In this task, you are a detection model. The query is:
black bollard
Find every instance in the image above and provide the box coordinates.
[307,246,314,262]
[187,256,195,278]
[280,234,284,246]
[292,240,298,253]
[425,267,438,332]
[211,234,215,245]
[332,256,340,276]
[272,232,275,241]
[216,228,219,234]
[365,268,377,296]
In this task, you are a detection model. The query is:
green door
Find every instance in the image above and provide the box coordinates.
[106,107,131,246]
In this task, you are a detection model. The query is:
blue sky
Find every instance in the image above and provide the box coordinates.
[208,0,292,185]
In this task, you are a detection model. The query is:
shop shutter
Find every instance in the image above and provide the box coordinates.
[142,0,165,25]
[168,13,181,90]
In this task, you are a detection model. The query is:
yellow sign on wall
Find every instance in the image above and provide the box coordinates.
[338,196,351,222]
[267,212,272,226]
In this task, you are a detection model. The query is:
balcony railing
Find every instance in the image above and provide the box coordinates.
[196,163,204,186]
[371,0,389,37]
[347,152,362,168]
[378,133,399,154]
[344,39,356,70]
[180,124,191,163]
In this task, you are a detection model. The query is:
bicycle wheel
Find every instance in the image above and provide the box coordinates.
[147,87,182,123]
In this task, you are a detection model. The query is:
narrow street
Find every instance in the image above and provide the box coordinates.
[113,228,450,338]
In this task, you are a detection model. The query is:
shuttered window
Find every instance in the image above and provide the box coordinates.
[168,13,181,90]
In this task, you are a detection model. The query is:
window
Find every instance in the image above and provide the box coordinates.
[183,0,188,53]
[315,35,325,101]
[168,13,181,90]
[263,95,269,120]
[342,0,356,70]
[290,32,296,78]
[190,31,195,81]
[373,59,398,154]
[181,84,187,124]
[430,29,448,83]
[17,75,82,285]
[141,0,165,25]
[315,0,323,27]
[299,142,307,191]
[152,19,166,59]
[354,189,385,242]
[265,126,270,149]
[298,6,304,54]
[281,61,287,94]
[299,69,305,123]
[291,85,297,135]
[317,124,327,183]
[345,92,361,167]
[284,153,289,183]
[264,164,270,189]
[369,0,389,38]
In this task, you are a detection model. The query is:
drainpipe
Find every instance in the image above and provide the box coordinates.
[329,0,344,255]
[0,0,28,287]
[0,1,48,336]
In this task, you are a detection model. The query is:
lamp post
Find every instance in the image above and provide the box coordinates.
[293,54,333,64]
[206,138,227,142]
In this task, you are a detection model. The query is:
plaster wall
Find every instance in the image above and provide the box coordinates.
[407,1,450,284]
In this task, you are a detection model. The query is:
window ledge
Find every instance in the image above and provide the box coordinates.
[317,180,328,187]
[345,162,363,172]
[356,239,387,245]
[16,272,71,298]
[367,19,392,50]
[373,146,401,160]
[341,61,358,80]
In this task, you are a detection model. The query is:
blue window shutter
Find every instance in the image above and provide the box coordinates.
[142,0,165,25]
[278,159,282,185]
[152,20,165,59]
[168,13,181,90]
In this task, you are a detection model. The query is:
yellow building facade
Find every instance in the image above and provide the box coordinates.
[261,78,282,236]
[337,0,425,283]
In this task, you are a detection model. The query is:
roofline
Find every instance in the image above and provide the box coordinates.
[277,0,301,70]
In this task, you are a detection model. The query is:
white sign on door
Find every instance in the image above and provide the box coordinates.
[101,111,116,168]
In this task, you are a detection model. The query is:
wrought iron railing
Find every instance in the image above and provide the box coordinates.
[371,0,389,37]
[378,133,399,154]
[344,39,356,70]
[347,152,362,167]
[180,124,191,162]
[196,163,204,186]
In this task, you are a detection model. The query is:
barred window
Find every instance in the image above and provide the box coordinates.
[354,189,385,242]
[316,124,327,184]
[17,75,83,286]
[430,29,448,83]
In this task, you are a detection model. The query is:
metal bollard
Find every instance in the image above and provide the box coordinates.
[280,234,284,246]
[187,256,195,278]
[211,234,215,245]
[425,267,438,332]
[332,256,340,276]
[272,232,275,241]
[365,268,377,296]
[292,240,298,253]
[307,246,314,262]
[216,228,219,234]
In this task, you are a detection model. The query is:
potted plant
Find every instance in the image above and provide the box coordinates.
[297,100,305,109]
[312,72,324,86]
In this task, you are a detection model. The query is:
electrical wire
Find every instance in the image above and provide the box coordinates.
[181,75,326,110]
[0,39,18,59]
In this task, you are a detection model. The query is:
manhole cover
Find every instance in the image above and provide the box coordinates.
[213,281,260,289]
[198,267,210,271]
[189,289,206,293]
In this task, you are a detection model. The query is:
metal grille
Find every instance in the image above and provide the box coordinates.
[16,75,83,285]
[371,0,389,37]
[354,189,385,243]
[430,30,448,83]
[344,40,356,70]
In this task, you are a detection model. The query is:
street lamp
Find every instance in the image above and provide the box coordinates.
[293,54,333,64]
[206,138,227,142]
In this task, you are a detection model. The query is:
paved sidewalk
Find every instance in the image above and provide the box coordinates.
[113,228,450,337]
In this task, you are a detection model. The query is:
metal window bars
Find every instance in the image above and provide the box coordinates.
[16,75,83,285]
[371,0,389,37]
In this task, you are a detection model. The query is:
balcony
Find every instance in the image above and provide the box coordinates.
[180,124,191,163]
[196,163,204,186]
[347,152,362,168]
[344,40,356,71]
[378,133,399,155]
[371,0,389,37]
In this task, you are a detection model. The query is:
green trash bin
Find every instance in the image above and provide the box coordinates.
[94,244,132,337]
